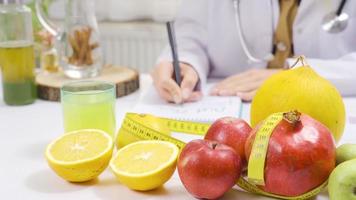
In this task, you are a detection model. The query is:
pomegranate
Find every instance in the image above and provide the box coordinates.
[245,111,336,196]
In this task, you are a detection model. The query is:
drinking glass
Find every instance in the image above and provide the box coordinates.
[61,81,116,137]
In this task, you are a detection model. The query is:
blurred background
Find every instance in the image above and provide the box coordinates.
[31,0,182,73]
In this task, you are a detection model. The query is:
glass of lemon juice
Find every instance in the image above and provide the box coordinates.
[61,81,116,137]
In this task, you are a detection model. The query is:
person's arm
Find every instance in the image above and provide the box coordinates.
[157,0,209,85]
[152,0,210,103]
[287,53,356,96]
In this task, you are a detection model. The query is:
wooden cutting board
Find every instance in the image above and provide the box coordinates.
[36,66,140,101]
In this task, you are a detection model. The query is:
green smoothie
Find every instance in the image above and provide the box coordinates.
[2,79,36,105]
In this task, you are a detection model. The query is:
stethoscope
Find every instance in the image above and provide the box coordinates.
[232,0,349,64]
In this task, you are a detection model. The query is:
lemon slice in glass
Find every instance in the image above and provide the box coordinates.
[110,140,179,191]
[45,129,114,182]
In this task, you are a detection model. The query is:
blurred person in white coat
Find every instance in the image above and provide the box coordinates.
[151,0,356,103]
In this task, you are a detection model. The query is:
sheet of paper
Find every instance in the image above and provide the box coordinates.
[344,98,356,125]
[338,98,356,144]
[132,82,242,123]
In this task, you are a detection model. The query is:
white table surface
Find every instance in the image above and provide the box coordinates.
[0,74,355,200]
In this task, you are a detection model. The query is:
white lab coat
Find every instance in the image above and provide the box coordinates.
[158,0,356,96]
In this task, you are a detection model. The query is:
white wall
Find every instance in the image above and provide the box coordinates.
[49,0,181,22]
[47,0,182,72]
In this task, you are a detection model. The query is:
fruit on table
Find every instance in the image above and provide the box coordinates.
[328,159,356,200]
[336,143,356,165]
[250,56,345,142]
[46,129,114,182]
[116,113,171,149]
[245,111,336,196]
[110,140,179,191]
[178,139,242,199]
[204,117,252,167]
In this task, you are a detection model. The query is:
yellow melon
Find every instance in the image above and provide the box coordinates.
[251,56,345,142]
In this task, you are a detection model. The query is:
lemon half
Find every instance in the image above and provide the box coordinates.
[110,140,179,191]
[46,129,114,182]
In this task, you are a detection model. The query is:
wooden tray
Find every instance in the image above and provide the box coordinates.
[36,66,140,101]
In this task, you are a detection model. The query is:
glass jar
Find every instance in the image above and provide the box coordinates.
[0,0,37,105]
[36,0,103,79]
[38,29,59,73]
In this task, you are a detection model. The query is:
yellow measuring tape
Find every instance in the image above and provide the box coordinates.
[117,112,328,200]
[237,177,328,200]
[117,113,210,150]
[248,113,284,185]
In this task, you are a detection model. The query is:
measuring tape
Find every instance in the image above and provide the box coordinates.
[117,113,210,150]
[248,113,284,185]
[117,112,328,200]
[237,177,328,200]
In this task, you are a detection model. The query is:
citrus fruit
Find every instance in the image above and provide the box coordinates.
[45,129,114,182]
[110,140,179,191]
[251,56,345,142]
[116,113,171,149]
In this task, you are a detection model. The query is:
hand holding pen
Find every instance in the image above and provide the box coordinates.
[151,22,202,104]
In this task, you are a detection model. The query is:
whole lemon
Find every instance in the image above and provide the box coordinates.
[251,57,345,142]
[116,113,171,149]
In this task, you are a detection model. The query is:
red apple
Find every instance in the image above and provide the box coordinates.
[205,117,252,167]
[245,111,336,196]
[178,139,242,199]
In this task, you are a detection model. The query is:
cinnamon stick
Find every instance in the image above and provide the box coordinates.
[68,26,98,67]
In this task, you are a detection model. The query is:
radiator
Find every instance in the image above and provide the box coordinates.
[99,21,168,73]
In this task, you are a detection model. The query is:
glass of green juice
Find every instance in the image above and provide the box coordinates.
[61,81,116,137]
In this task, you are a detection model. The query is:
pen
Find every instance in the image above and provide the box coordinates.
[166,21,182,86]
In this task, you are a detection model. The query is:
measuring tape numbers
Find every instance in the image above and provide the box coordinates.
[118,113,210,150]
[247,113,284,185]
